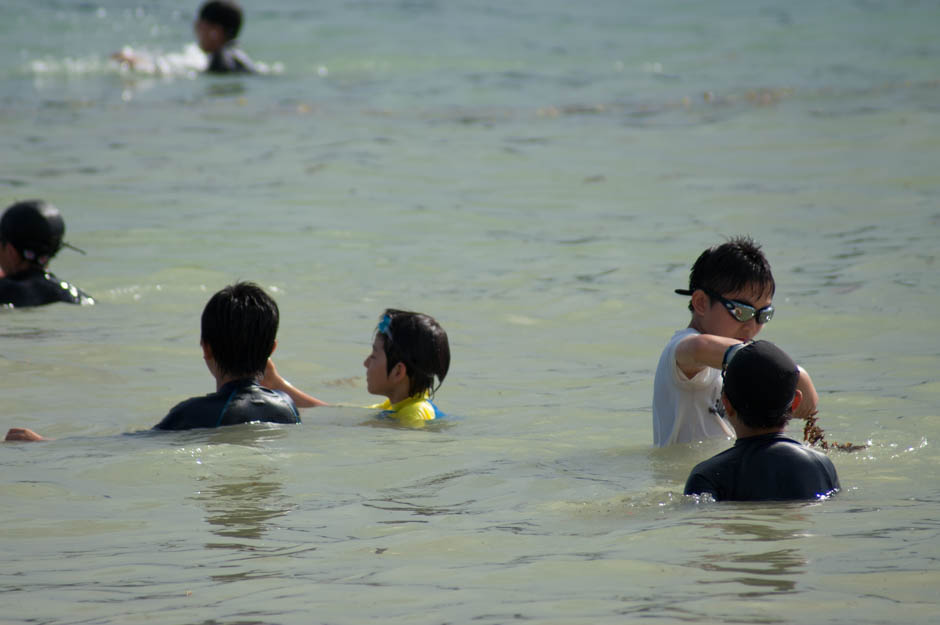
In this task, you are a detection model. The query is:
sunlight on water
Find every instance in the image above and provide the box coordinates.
[1,0,939,623]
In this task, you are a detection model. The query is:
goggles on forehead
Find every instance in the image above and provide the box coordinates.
[675,287,774,324]
[376,313,392,337]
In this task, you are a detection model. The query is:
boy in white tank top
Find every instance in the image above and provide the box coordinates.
[652,236,819,447]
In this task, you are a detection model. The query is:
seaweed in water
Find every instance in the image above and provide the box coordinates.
[803,413,866,451]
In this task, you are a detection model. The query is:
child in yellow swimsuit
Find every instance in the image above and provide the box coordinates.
[364,309,450,426]
[261,308,450,427]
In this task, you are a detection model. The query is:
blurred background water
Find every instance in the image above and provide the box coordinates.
[2,1,939,623]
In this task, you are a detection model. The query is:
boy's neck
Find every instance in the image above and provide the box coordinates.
[729,414,785,439]
[385,385,412,405]
[214,373,258,391]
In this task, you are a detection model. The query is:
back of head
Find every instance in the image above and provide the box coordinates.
[682,236,775,305]
[723,340,799,429]
[201,282,278,379]
[199,0,243,41]
[0,200,65,267]
[379,309,450,397]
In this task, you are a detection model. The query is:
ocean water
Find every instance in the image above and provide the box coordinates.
[2,0,939,623]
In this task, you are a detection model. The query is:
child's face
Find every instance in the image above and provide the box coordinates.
[0,241,35,276]
[0,241,20,276]
[699,284,773,342]
[364,335,393,397]
[194,19,225,53]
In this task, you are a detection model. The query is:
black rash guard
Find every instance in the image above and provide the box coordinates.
[0,267,94,308]
[153,379,299,431]
[207,43,256,74]
[684,433,840,501]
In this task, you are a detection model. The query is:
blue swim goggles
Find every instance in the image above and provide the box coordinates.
[377,313,393,337]
[675,288,775,325]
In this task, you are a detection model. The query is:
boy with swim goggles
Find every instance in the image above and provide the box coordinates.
[651,236,819,447]
[364,310,450,426]
[260,309,450,427]
[677,287,775,325]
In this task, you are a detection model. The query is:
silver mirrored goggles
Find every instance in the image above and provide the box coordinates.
[675,288,774,324]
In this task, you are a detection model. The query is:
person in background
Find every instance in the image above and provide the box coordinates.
[683,340,840,501]
[651,236,818,447]
[0,199,93,308]
[194,0,256,74]
[114,0,256,74]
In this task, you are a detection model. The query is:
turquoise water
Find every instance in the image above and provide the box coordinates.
[2,1,939,623]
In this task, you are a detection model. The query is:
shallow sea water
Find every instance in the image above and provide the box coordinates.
[2,1,939,623]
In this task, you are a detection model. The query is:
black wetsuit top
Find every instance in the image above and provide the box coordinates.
[207,43,256,74]
[684,433,840,501]
[0,267,94,308]
[153,379,299,431]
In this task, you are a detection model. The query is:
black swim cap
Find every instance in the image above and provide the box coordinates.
[0,200,66,266]
[723,340,799,423]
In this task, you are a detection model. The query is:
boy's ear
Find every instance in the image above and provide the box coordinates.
[790,389,803,414]
[690,289,711,316]
[720,391,736,418]
[201,341,213,362]
[270,339,278,358]
[390,361,408,382]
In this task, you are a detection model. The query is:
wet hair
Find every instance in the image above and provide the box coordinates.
[378,309,450,398]
[0,199,65,267]
[683,235,775,311]
[723,340,799,430]
[737,403,793,430]
[201,282,278,380]
[198,0,243,41]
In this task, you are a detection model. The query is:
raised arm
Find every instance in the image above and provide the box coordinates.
[676,334,820,420]
[674,333,741,379]
[262,358,328,408]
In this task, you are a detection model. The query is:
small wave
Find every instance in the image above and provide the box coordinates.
[553,489,694,518]
[110,44,208,77]
[26,44,205,79]
[28,55,113,76]
[26,44,283,80]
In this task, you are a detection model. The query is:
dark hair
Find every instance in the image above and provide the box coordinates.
[0,199,65,266]
[740,406,792,430]
[201,282,278,379]
[378,309,450,398]
[728,392,794,430]
[684,235,775,311]
[198,0,243,41]
[722,340,799,429]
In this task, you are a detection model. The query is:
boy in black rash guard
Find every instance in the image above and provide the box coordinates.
[684,340,840,502]
[6,282,318,440]
[194,1,256,74]
[153,282,325,430]
[0,200,93,308]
